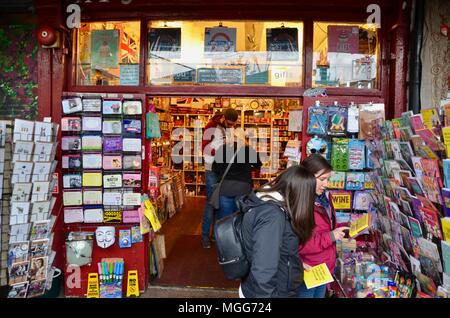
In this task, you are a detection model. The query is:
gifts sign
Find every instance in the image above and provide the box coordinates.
[328,26,359,54]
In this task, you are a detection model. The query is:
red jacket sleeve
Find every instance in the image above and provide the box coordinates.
[298,207,334,256]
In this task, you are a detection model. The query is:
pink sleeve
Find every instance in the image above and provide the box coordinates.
[298,212,334,255]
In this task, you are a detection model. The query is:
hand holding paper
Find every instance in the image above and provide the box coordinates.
[303,263,334,289]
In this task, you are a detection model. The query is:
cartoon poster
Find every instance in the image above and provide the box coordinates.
[204,27,236,54]
[91,30,120,69]
[266,28,299,61]
[149,28,181,59]
[328,25,359,54]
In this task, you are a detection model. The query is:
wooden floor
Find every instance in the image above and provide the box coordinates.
[159,196,205,256]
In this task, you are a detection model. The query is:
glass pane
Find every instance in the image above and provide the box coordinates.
[147,21,303,87]
[76,21,141,86]
[312,22,379,89]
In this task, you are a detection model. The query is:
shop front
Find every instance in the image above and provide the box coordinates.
[28,0,411,297]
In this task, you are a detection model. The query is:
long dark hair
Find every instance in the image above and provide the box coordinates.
[301,154,332,176]
[256,166,316,245]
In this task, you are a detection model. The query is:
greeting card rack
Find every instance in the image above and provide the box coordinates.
[60,92,149,297]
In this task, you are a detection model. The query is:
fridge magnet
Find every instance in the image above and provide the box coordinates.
[102,99,122,115]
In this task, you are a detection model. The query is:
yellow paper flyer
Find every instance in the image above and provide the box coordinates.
[304,263,334,289]
[349,213,370,238]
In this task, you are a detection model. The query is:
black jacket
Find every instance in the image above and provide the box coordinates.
[237,192,304,298]
[212,143,262,185]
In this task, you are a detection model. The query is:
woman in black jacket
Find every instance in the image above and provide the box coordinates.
[237,165,316,298]
[212,137,262,220]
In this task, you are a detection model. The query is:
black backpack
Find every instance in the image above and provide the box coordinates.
[214,209,249,280]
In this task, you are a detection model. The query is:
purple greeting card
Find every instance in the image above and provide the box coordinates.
[103,137,122,153]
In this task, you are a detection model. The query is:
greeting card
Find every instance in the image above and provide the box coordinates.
[11,162,33,183]
[10,202,31,225]
[13,119,34,142]
[103,155,122,170]
[61,117,82,132]
[102,99,122,115]
[62,97,83,114]
[13,141,34,162]
[82,116,102,132]
[82,153,103,169]
[81,135,102,151]
[12,183,32,202]
[102,119,122,134]
[33,142,55,162]
[82,98,102,112]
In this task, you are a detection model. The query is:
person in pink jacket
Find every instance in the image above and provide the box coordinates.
[298,154,349,298]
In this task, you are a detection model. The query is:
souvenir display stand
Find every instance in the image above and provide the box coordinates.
[60,92,149,297]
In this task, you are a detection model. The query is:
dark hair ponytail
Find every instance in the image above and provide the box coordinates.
[257,166,316,245]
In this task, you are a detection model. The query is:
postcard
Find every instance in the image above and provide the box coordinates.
[8,242,29,266]
[82,116,102,132]
[27,279,46,298]
[84,207,103,223]
[33,142,55,162]
[63,190,83,206]
[103,192,122,206]
[123,155,141,170]
[123,209,140,223]
[13,119,34,142]
[123,192,141,206]
[123,100,142,115]
[82,172,103,187]
[12,161,33,183]
[63,174,82,189]
[103,210,122,223]
[61,117,82,132]
[62,154,82,169]
[61,136,81,151]
[32,162,52,182]
[64,207,84,223]
[30,220,51,241]
[123,172,142,188]
[123,119,141,134]
[13,141,34,161]
[8,261,30,285]
[30,201,51,222]
[103,136,122,153]
[9,223,31,244]
[103,155,122,170]
[7,282,29,298]
[102,99,122,115]
[103,119,122,134]
[62,97,83,114]
[11,183,32,202]
[81,135,102,151]
[82,98,102,112]
[123,138,141,152]
[83,189,103,205]
[10,202,30,225]
[29,239,49,258]
[82,153,102,169]
[103,174,122,188]
[34,121,54,142]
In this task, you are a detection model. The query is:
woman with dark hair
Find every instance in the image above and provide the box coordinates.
[298,154,349,298]
[237,165,317,298]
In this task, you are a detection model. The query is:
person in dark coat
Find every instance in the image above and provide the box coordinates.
[237,165,317,298]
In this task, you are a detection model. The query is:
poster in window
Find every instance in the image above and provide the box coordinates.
[204,27,236,55]
[149,28,181,59]
[91,30,120,69]
[328,26,359,54]
[266,28,299,61]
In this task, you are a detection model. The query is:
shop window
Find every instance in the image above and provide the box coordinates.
[312,22,379,89]
[75,21,141,86]
[147,21,304,87]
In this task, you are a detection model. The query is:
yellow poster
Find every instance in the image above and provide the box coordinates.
[304,263,334,289]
